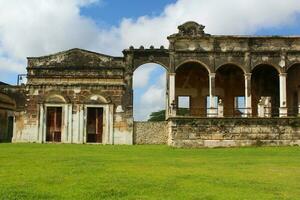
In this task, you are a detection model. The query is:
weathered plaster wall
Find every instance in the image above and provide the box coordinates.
[13,48,133,144]
[133,121,168,144]
[5,21,300,147]
[169,118,300,148]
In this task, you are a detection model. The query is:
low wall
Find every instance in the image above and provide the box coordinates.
[169,117,300,148]
[133,121,168,144]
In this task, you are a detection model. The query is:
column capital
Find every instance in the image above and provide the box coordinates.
[209,73,216,78]
[279,73,287,77]
[168,73,176,76]
[244,73,252,80]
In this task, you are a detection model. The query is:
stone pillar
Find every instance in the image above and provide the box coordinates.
[169,73,176,117]
[208,73,217,117]
[279,73,288,117]
[38,104,45,143]
[298,88,300,116]
[257,99,265,118]
[63,104,69,143]
[244,73,252,117]
[218,99,224,117]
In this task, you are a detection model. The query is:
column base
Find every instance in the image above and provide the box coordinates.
[279,107,288,117]
[207,108,218,118]
[243,108,252,118]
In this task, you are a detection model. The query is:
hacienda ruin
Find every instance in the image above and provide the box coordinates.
[1,21,300,147]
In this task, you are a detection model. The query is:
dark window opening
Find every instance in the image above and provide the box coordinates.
[7,116,14,142]
[87,107,103,143]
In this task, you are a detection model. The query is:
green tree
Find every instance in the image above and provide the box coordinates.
[148,110,166,121]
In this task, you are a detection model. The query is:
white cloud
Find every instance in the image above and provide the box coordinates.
[1,0,300,74]
[135,83,166,121]
[116,0,300,49]
[0,0,102,74]
[1,0,300,119]
[133,64,158,88]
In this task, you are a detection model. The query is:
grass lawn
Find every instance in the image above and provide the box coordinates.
[0,144,299,200]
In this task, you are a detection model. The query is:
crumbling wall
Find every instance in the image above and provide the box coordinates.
[133,121,168,144]
[15,48,133,144]
[169,118,300,148]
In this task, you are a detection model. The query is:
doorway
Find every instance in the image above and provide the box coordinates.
[86,107,103,143]
[46,107,62,142]
[7,116,14,142]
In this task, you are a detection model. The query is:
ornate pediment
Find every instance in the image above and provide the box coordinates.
[28,48,116,68]
[169,21,210,38]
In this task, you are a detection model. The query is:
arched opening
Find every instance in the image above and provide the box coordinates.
[0,93,15,142]
[251,64,279,117]
[175,62,209,116]
[45,94,67,104]
[133,63,167,121]
[287,64,300,116]
[216,64,245,117]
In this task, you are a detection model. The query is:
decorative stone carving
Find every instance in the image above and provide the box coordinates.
[178,21,209,37]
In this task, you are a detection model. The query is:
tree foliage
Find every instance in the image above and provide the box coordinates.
[148,110,166,122]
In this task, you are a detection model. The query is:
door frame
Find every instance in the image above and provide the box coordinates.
[39,104,72,143]
[83,104,114,144]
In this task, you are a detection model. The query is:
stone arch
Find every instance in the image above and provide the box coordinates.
[287,62,300,71]
[41,90,71,104]
[133,63,167,121]
[252,63,283,74]
[251,64,280,117]
[215,64,245,117]
[175,59,211,73]
[45,94,67,104]
[216,62,248,74]
[287,63,300,116]
[175,61,209,116]
[84,94,109,104]
[133,61,169,73]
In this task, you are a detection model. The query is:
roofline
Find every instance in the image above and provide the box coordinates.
[168,34,300,39]
[27,48,120,59]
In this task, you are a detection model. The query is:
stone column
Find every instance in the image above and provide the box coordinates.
[218,99,224,117]
[38,104,45,143]
[257,99,265,118]
[279,73,288,117]
[208,73,217,117]
[244,73,252,117]
[298,88,300,116]
[168,73,176,117]
[63,104,69,143]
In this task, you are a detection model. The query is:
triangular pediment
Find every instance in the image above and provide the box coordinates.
[28,48,115,68]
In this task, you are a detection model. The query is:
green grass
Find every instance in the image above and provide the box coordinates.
[0,144,299,200]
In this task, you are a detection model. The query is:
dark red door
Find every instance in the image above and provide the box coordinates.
[87,108,103,143]
[46,107,62,142]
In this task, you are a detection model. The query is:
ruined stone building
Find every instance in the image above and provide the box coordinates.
[1,21,300,147]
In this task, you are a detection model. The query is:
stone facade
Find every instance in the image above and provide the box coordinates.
[0,83,25,142]
[169,117,300,148]
[1,21,300,147]
[133,122,168,144]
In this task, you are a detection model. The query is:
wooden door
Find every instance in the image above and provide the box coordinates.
[87,108,103,143]
[7,116,14,142]
[46,107,62,142]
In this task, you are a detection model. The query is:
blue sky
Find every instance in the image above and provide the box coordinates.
[1,0,300,120]
[81,0,176,27]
